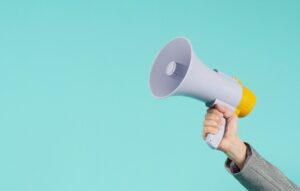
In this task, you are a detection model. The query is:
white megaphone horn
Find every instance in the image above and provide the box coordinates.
[149,37,256,149]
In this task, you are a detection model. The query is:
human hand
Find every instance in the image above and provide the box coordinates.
[202,105,247,169]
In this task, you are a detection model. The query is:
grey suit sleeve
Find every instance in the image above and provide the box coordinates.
[225,143,300,191]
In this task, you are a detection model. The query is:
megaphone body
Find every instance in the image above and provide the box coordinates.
[149,37,256,149]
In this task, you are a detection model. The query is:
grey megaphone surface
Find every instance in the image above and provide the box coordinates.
[149,37,192,98]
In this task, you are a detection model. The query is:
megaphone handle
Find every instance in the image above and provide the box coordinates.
[206,117,226,149]
[205,99,235,149]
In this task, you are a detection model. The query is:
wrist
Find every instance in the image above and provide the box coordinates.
[224,138,247,169]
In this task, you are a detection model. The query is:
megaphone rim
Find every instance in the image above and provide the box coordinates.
[148,37,193,99]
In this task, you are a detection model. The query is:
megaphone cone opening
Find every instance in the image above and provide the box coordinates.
[149,37,192,98]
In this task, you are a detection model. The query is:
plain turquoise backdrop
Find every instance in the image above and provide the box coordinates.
[0,0,299,190]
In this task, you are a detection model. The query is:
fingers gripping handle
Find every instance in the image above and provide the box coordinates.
[205,99,235,149]
[206,117,226,149]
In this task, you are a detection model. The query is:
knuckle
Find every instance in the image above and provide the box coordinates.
[211,120,218,126]
[209,127,219,134]
[209,125,218,131]
[232,114,238,119]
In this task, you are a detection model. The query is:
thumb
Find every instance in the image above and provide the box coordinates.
[214,104,234,119]
[215,104,239,134]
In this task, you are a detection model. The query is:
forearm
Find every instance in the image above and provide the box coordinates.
[223,138,247,169]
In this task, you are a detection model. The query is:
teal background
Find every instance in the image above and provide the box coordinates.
[0,0,299,190]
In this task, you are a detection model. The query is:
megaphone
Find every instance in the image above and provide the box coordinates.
[149,37,256,149]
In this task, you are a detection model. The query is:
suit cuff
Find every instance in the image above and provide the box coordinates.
[224,143,300,190]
